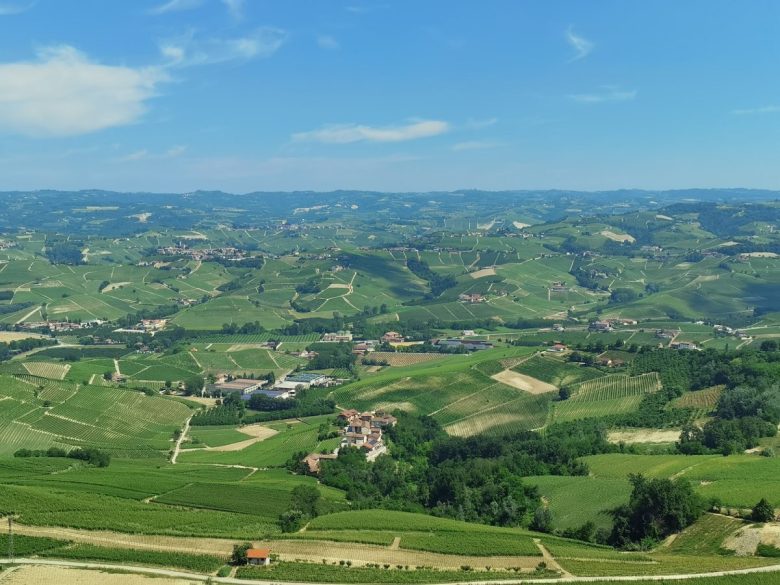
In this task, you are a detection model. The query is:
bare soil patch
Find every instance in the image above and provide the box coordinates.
[2,566,191,585]
[491,369,557,394]
[608,428,682,444]
[470,267,496,279]
[101,282,131,293]
[600,230,636,243]
[513,221,531,229]
[0,331,45,342]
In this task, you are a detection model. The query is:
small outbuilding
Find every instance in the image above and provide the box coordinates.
[247,548,272,566]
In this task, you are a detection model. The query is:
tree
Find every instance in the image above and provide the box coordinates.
[279,509,306,532]
[290,484,321,518]
[231,542,252,565]
[558,387,571,401]
[530,507,553,533]
[751,498,776,522]
[609,474,705,548]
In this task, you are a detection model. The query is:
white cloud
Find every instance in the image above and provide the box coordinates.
[451,141,498,151]
[0,1,35,15]
[569,87,636,103]
[149,0,203,15]
[317,35,339,50]
[160,27,287,67]
[117,145,187,162]
[465,117,498,129]
[0,46,166,137]
[292,120,450,144]
[566,26,594,61]
[732,105,780,115]
[221,0,244,20]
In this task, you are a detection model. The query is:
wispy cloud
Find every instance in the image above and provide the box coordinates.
[0,46,166,137]
[566,26,594,61]
[0,1,35,15]
[465,117,498,129]
[317,35,339,50]
[451,141,498,152]
[221,0,244,20]
[117,145,187,162]
[569,86,636,103]
[293,119,450,144]
[732,105,780,115]
[160,27,287,67]
[149,0,203,15]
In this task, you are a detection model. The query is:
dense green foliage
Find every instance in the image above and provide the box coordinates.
[609,474,705,548]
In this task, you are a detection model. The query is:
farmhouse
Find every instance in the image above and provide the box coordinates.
[340,410,397,461]
[321,330,353,342]
[303,452,339,474]
[141,319,167,332]
[550,281,568,293]
[547,343,568,353]
[381,331,405,344]
[655,329,677,340]
[671,341,701,351]
[458,292,485,303]
[246,548,272,566]
[589,321,613,332]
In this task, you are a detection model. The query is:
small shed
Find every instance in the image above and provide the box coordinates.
[247,548,272,566]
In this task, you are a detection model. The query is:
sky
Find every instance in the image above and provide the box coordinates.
[0,0,779,193]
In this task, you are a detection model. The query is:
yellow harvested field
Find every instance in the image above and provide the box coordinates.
[2,566,192,585]
[238,423,278,440]
[101,282,131,293]
[0,331,45,342]
[9,524,540,570]
[326,283,350,289]
[470,267,496,279]
[608,428,682,444]
[491,369,557,394]
[600,230,636,243]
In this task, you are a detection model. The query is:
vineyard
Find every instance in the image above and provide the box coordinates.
[22,361,70,380]
[671,385,724,413]
[549,373,661,425]
[365,352,448,367]
[0,374,192,455]
[511,354,603,387]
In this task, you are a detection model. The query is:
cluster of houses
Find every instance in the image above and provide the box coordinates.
[458,292,486,303]
[303,409,398,473]
[589,318,639,332]
[19,319,105,332]
[207,371,336,400]
[113,318,168,336]
[714,324,752,342]
[320,330,496,356]
[156,244,247,262]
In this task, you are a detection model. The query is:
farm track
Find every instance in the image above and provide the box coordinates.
[1,557,780,584]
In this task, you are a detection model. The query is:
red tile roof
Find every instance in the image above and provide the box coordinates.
[247,548,270,559]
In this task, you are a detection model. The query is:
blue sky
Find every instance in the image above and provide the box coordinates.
[0,0,779,192]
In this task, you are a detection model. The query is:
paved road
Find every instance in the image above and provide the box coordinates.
[1,557,779,584]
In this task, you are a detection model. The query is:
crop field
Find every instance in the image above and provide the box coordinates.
[333,360,551,436]
[671,385,724,413]
[583,453,780,508]
[549,373,661,424]
[0,374,192,455]
[366,352,449,367]
[511,354,603,387]
[178,415,337,467]
[524,475,631,530]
